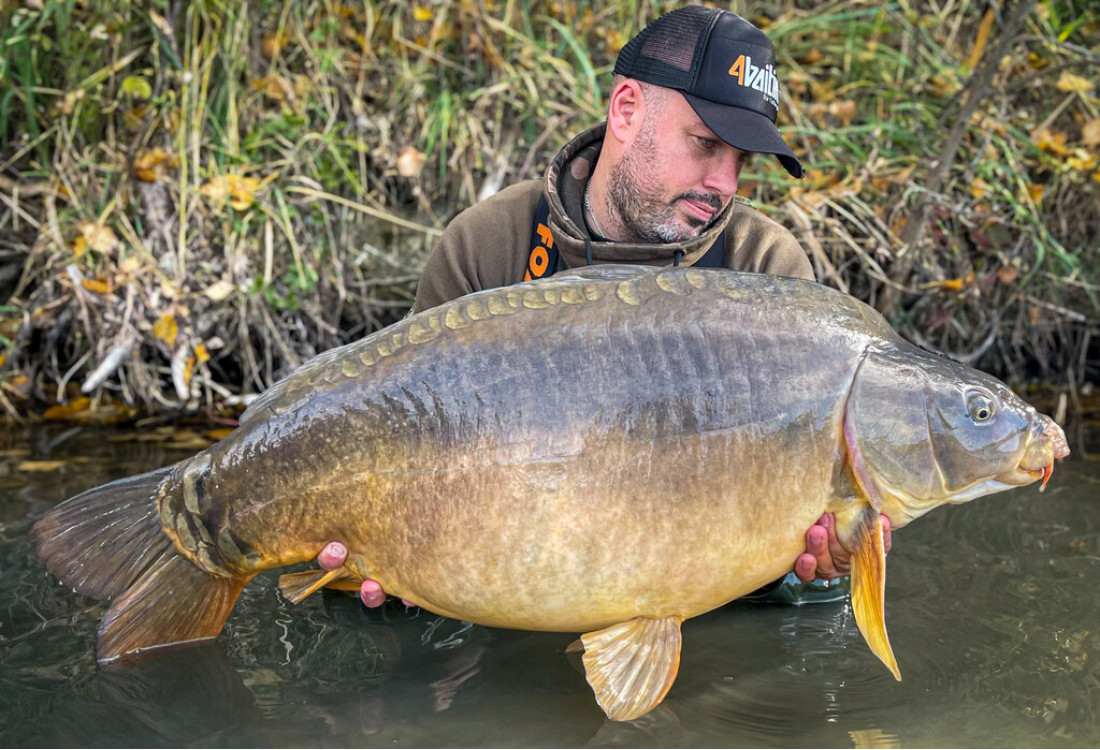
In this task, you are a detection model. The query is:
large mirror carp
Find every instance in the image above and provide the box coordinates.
[32,266,1068,721]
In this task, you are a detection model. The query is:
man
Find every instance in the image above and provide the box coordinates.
[320,7,891,606]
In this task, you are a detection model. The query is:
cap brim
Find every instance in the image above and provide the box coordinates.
[681,92,804,178]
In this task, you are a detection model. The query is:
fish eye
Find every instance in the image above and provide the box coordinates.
[967,391,996,423]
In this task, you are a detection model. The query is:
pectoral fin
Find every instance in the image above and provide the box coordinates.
[850,509,900,680]
[578,616,683,722]
[278,568,361,604]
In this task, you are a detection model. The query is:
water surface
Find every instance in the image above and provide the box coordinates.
[2,421,1097,747]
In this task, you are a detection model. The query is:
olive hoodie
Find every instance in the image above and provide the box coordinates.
[413,124,813,313]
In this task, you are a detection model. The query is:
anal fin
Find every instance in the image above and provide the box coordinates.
[278,567,361,604]
[579,616,683,721]
[850,509,901,680]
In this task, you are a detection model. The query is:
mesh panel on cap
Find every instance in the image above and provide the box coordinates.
[613,7,717,89]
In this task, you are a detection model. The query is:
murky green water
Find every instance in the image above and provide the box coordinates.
[2,420,1097,748]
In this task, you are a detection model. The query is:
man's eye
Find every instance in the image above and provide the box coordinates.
[695,137,719,150]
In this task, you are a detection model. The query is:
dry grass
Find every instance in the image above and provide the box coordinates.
[0,0,1097,421]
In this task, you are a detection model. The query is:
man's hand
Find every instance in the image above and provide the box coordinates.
[793,513,892,582]
[316,540,401,608]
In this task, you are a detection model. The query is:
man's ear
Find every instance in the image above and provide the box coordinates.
[607,79,645,144]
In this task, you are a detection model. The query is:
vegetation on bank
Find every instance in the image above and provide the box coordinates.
[0,0,1097,423]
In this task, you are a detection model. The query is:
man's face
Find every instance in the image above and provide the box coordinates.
[607,89,747,243]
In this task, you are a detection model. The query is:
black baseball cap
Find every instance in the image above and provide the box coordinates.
[614,6,804,178]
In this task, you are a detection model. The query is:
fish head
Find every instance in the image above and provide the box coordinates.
[844,346,1069,528]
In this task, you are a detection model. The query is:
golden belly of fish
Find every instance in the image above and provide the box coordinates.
[31,266,1069,722]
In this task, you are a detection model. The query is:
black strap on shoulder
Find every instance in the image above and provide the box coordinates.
[695,229,726,267]
[525,194,561,281]
[527,193,727,279]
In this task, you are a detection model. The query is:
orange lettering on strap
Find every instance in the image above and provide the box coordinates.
[528,246,549,279]
[536,223,554,249]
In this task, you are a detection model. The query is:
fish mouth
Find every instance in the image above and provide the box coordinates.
[1018,415,1070,491]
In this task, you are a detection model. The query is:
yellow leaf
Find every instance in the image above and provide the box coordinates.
[153,313,178,346]
[261,31,288,59]
[194,341,210,363]
[412,6,432,21]
[18,460,69,472]
[1034,129,1069,155]
[204,427,237,442]
[1056,72,1094,94]
[132,147,179,183]
[82,278,111,295]
[78,221,119,255]
[1067,154,1098,171]
[1026,183,1044,202]
[969,177,990,198]
[43,397,91,421]
[200,174,261,211]
[71,235,87,256]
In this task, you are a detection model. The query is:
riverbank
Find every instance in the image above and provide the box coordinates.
[1,1,1097,422]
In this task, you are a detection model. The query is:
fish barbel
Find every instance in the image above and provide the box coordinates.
[32,266,1069,721]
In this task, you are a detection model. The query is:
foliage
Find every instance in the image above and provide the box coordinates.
[0,0,1097,419]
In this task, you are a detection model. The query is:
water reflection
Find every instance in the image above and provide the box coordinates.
[1,422,1098,747]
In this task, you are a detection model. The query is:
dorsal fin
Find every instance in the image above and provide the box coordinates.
[549,264,655,283]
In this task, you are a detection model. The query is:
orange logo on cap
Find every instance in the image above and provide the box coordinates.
[727,54,779,108]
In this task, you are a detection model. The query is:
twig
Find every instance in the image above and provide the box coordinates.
[81,336,136,393]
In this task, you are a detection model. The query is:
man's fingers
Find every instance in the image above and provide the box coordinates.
[360,579,386,608]
[318,540,349,570]
[794,552,819,583]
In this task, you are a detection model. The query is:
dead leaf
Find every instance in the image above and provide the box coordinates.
[77,221,119,255]
[82,278,111,295]
[261,31,288,59]
[1082,119,1100,147]
[396,146,425,177]
[18,460,69,472]
[194,341,211,363]
[997,265,1020,284]
[1033,129,1069,155]
[923,270,975,293]
[1056,71,1094,94]
[251,74,292,102]
[829,100,857,127]
[965,9,995,71]
[132,147,180,182]
[200,174,261,211]
[153,313,178,347]
[203,279,236,301]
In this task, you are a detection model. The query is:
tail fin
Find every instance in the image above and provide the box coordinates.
[30,467,248,663]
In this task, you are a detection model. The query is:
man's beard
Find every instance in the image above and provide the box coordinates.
[605,122,724,243]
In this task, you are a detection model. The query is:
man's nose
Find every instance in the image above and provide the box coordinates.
[702,147,742,196]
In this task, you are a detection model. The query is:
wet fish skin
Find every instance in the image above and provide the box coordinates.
[31,266,1068,721]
